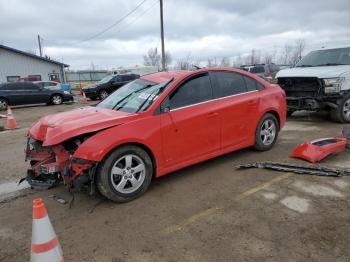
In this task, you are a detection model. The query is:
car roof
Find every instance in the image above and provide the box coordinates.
[141,71,189,83]
[141,67,259,83]
[33,81,57,83]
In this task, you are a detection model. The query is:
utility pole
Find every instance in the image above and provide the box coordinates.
[159,0,166,71]
[37,34,42,57]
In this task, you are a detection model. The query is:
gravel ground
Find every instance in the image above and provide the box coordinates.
[0,102,349,262]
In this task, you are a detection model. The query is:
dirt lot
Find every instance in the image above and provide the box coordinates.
[0,100,350,262]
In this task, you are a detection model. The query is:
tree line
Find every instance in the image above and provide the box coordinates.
[143,39,306,70]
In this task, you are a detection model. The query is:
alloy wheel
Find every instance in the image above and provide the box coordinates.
[52,95,62,105]
[0,99,7,110]
[100,91,108,100]
[260,119,276,146]
[110,154,146,194]
[342,98,350,121]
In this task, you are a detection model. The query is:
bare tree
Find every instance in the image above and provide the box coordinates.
[220,57,230,67]
[263,48,277,64]
[175,53,200,70]
[143,48,161,68]
[164,51,172,70]
[232,54,242,67]
[207,57,219,67]
[290,39,306,66]
[143,48,172,70]
[281,44,293,65]
[247,49,261,64]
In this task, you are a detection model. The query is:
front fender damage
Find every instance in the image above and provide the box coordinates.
[25,136,98,193]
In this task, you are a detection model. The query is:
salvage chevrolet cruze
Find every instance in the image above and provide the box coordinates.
[25,68,286,202]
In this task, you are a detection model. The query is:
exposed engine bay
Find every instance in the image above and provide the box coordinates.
[277,77,342,111]
[25,134,97,192]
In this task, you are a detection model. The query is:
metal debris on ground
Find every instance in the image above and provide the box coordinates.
[237,162,350,177]
[48,194,67,205]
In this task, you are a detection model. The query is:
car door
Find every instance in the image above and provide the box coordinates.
[5,83,28,105]
[210,71,260,149]
[160,72,220,166]
[26,83,51,104]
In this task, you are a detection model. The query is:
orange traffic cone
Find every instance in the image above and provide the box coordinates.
[82,92,88,104]
[6,107,17,129]
[31,198,66,262]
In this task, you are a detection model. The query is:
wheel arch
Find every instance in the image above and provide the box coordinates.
[263,110,281,130]
[97,141,158,178]
[0,96,9,103]
[50,93,63,101]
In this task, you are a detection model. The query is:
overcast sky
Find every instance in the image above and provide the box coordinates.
[1,0,349,69]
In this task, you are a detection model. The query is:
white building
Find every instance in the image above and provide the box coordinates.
[0,44,69,83]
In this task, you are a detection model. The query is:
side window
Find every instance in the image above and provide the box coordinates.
[49,73,59,81]
[24,83,40,90]
[6,76,20,82]
[45,82,57,87]
[169,74,212,109]
[113,76,121,82]
[243,76,265,91]
[213,71,246,98]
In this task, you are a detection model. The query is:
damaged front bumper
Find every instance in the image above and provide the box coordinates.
[25,137,97,192]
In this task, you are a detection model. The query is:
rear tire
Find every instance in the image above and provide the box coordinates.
[0,98,8,111]
[254,113,279,151]
[96,145,153,202]
[330,94,350,123]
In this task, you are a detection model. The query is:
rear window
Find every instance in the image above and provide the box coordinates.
[212,71,246,98]
[243,76,265,91]
[7,83,39,90]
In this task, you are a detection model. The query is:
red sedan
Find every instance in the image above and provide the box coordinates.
[26,68,286,202]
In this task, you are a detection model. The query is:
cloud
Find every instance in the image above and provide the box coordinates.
[1,0,349,68]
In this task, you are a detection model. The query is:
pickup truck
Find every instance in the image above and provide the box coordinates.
[276,47,350,123]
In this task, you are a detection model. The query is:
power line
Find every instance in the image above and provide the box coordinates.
[113,0,159,35]
[73,0,149,45]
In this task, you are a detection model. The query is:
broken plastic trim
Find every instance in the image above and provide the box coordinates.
[290,137,347,163]
[237,162,350,177]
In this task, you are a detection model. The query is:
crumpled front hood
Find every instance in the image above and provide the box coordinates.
[276,65,350,78]
[29,106,134,146]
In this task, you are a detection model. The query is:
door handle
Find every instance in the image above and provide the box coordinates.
[206,112,219,118]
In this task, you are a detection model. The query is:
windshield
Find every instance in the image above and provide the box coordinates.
[97,79,171,113]
[297,47,350,67]
[97,75,115,84]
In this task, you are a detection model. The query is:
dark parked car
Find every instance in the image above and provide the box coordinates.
[82,73,140,100]
[241,64,280,80]
[0,82,74,110]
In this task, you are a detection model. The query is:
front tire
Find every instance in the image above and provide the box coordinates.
[330,94,350,123]
[51,94,63,105]
[96,145,153,202]
[98,90,109,100]
[254,113,279,151]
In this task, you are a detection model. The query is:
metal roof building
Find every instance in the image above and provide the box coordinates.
[0,44,69,83]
